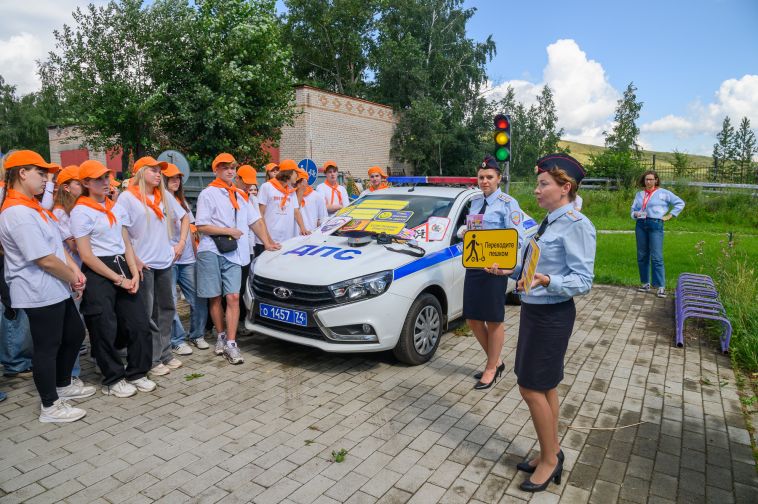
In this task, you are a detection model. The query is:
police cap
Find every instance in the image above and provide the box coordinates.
[479,155,500,172]
[535,153,586,184]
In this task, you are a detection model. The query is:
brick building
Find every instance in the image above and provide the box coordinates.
[48,85,406,179]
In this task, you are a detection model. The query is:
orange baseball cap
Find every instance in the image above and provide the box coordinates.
[212,152,236,171]
[133,156,168,173]
[162,163,183,178]
[368,166,387,178]
[322,160,338,171]
[56,165,80,185]
[3,150,59,171]
[264,162,279,172]
[78,160,110,180]
[295,168,308,182]
[237,165,257,184]
[279,159,298,172]
[109,174,121,188]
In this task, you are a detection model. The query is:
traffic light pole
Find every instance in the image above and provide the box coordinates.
[503,160,510,194]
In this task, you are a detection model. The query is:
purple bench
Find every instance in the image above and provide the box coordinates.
[675,273,731,354]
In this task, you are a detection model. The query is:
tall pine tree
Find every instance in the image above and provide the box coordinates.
[733,116,756,178]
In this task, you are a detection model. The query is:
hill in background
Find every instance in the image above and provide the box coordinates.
[558,140,713,169]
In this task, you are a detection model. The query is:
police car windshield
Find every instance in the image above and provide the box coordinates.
[346,194,455,230]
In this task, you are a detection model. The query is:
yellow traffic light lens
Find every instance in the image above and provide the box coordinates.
[495,132,509,145]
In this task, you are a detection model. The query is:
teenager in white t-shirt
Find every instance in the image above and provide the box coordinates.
[316,160,350,215]
[258,159,309,243]
[72,160,155,399]
[195,153,280,365]
[295,168,328,231]
[0,150,92,423]
[359,166,390,197]
[116,157,189,377]
[162,164,209,356]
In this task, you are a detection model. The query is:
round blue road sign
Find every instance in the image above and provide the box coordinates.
[298,158,318,186]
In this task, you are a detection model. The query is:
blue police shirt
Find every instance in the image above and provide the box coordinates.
[630,188,685,220]
[514,202,596,305]
[469,188,533,251]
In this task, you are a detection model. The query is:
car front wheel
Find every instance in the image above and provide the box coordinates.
[393,293,443,365]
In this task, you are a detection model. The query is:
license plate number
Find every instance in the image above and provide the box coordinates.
[259,303,307,327]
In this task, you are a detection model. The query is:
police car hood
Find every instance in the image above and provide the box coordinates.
[254,233,445,285]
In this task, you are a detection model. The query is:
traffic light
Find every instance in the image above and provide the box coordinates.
[493,114,511,162]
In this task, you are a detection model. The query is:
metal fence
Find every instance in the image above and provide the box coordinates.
[637,160,757,184]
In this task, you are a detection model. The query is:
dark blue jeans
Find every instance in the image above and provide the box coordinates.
[635,218,665,288]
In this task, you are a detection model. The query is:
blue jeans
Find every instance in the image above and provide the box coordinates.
[170,263,208,346]
[635,218,665,288]
[0,306,32,374]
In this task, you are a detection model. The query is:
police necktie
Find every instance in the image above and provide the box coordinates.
[534,216,549,242]
[478,198,488,215]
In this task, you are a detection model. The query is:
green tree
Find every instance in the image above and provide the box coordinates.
[733,116,756,179]
[371,0,495,174]
[282,0,377,97]
[604,82,643,154]
[0,76,60,159]
[671,149,692,178]
[712,116,737,180]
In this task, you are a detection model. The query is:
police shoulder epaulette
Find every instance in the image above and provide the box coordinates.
[565,210,583,222]
[497,193,512,203]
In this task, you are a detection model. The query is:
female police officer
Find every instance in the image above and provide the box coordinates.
[497,153,596,492]
[462,155,528,390]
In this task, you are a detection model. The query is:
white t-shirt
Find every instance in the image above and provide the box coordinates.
[258,181,300,243]
[248,195,259,255]
[316,182,349,215]
[300,190,328,231]
[116,190,186,270]
[168,199,195,265]
[71,201,127,257]
[0,206,71,308]
[195,185,260,266]
[52,207,81,267]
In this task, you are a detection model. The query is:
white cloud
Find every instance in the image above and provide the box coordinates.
[0,1,108,94]
[484,39,619,145]
[641,74,758,146]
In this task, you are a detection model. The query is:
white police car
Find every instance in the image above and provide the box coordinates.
[243,177,538,365]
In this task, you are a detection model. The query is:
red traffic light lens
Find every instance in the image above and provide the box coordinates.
[494,114,509,130]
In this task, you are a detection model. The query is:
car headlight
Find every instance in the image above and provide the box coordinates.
[328,271,392,303]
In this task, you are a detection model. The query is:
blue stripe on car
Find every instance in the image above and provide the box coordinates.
[393,244,463,281]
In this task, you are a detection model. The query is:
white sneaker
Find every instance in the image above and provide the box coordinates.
[102,379,137,398]
[223,341,244,365]
[637,283,651,293]
[149,363,171,376]
[165,358,182,370]
[190,338,210,350]
[56,380,96,400]
[214,333,227,356]
[128,377,157,392]
[172,343,193,356]
[39,399,86,423]
[656,287,666,298]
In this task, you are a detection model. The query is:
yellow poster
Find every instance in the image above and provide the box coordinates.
[522,238,542,295]
[357,199,409,210]
[461,229,519,269]
[365,221,406,235]
[346,207,381,219]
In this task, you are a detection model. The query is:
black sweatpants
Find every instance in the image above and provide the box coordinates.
[80,256,152,386]
[26,298,85,407]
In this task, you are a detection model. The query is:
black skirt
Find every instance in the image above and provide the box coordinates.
[514,299,576,390]
[462,269,507,322]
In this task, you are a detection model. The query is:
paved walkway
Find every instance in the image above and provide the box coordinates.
[0,285,755,503]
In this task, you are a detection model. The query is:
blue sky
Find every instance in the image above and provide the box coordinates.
[1,0,755,154]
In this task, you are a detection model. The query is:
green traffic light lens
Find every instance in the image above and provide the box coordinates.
[495,147,509,161]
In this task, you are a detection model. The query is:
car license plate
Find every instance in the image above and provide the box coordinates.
[259,303,308,327]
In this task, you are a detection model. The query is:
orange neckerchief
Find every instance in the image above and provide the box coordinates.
[1,189,57,223]
[642,187,658,210]
[75,196,116,227]
[269,179,294,209]
[324,180,343,205]
[208,179,239,210]
[369,182,389,192]
[298,186,314,207]
[233,187,250,203]
[127,185,164,221]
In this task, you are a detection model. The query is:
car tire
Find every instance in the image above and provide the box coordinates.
[393,293,443,365]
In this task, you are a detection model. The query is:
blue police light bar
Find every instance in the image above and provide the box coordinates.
[388,176,478,185]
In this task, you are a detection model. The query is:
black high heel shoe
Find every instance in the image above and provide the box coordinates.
[474,362,505,380]
[519,460,563,493]
[474,364,504,390]
[516,449,564,473]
